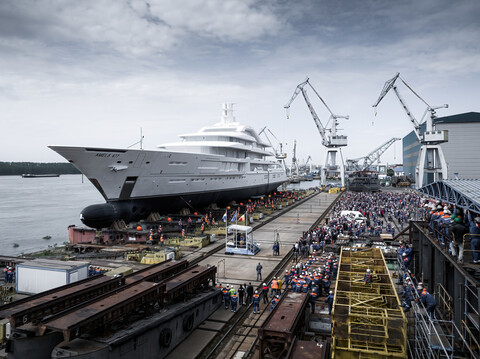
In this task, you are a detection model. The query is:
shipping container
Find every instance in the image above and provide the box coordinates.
[16,259,89,295]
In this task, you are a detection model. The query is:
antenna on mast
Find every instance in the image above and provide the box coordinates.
[128,128,144,149]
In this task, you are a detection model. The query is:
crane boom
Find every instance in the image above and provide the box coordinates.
[299,86,330,146]
[346,137,400,171]
[372,73,448,143]
[361,137,401,171]
[284,77,349,147]
[372,73,422,141]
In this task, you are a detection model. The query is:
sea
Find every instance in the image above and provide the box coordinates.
[0,175,103,256]
[0,175,322,257]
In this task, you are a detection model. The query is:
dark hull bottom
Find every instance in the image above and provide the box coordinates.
[81,182,285,228]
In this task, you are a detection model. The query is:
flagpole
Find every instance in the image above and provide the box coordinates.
[225,209,228,247]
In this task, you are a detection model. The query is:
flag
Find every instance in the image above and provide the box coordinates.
[231,211,237,222]
[238,213,246,222]
[222,210,227,222]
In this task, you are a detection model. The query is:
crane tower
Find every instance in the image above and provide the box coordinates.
[372,73,448,187]
[284,78,349,187]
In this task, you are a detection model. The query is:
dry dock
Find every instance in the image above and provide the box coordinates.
[167,192,339,359]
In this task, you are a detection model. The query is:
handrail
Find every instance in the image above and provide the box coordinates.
[436,283,453,321]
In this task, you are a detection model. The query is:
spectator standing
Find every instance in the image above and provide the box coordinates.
[252,291,260,314]
[231,292,238,313]
[450,216,468,263]
[256,262,263,281]
[467,212,480,264]
[246,283,254,304]
[262,283,269,304]
[238,285,245,306]
[326,291,334,314]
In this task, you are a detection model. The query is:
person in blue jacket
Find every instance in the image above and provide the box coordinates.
[230,291,238,313]
[363,269,372,284]
[418,287,437,319]
[466,211,480,264]
[326,291,334,314]
[252,290,260,314]
[223,286,231,310]
[401,283,414,312]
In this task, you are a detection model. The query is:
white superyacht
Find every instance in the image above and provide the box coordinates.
[50,104,287,228]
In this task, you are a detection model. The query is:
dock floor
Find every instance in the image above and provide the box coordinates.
[167,192,338,359]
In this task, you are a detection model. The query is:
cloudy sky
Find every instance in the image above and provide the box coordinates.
[1,0,479,166]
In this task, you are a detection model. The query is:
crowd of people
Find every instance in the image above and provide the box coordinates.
[219,282,255,313]
[288,191,422,259]
[3,266,15,283]
[425,200,480,264]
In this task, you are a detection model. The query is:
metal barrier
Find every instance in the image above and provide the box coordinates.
[462,232,480,263]
[397,231,480,358]
[436,283,453,322]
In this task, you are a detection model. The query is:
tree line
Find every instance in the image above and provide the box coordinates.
[0,162,81,176]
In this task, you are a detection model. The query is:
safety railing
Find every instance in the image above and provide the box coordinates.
[436,283,453,321]
[464,281,480,331]
[396,248,459,358]
[462,232,480,264]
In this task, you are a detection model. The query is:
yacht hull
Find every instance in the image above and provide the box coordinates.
[49,146,287,228]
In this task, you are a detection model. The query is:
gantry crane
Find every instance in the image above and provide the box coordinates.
[346,137,401,172]
[373,73,448,187]
[284,78,349,187]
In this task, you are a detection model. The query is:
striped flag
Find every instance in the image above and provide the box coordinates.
[222,210,227,222]
[238,213,246,222]
[231,211,237,222]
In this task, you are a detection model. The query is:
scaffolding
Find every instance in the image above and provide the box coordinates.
[406,278,479,359]
[399,224,480,358]
[331,248,407,358]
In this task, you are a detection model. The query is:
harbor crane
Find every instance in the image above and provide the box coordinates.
[346,137,401,172]
[290,140,299,178]
[284,78,349,187]
[304,155,312,172]
[258,126,288,174]
[372,73,448,187]
[258,126,287,160]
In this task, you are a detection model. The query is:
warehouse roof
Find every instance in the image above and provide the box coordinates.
[435,112,480,124]
[418,179,480,214]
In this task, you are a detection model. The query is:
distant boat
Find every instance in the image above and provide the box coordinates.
[21,174,61,178]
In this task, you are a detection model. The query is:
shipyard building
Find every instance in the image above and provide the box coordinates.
[403,112,480,182]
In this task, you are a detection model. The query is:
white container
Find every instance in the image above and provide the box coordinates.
[16,259,89,295]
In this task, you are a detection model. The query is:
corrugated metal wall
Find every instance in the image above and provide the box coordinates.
[402,121,480,181]
[437,122,480,179]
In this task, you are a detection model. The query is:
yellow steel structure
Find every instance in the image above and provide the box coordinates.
[331,248,407,358]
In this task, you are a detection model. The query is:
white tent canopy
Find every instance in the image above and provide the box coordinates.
[227,225,253,234]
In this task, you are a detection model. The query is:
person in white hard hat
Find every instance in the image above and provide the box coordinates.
[363,269,372,284]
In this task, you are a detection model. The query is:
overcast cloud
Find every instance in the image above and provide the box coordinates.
[0,0,479,166]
